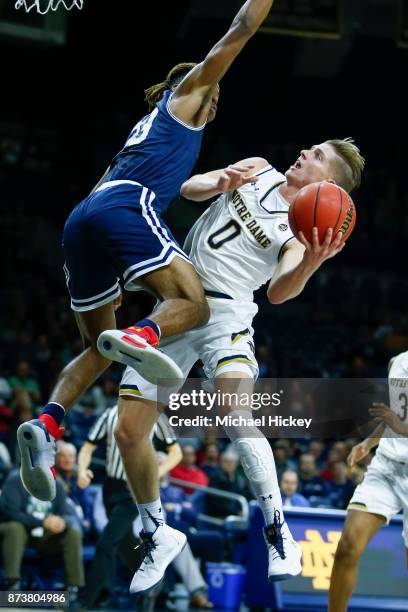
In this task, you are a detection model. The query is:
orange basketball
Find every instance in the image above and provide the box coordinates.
[288,181,356,244]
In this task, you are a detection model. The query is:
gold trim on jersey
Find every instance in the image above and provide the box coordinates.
[216,354,256,370]
[119,385,142,397]
[348,502,368,509]
[231,328,251,344]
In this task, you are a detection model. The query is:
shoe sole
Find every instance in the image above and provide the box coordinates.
[17,422,56,502]
[268,570,300,582]
[130,536,187,594]
[97,330,183,384]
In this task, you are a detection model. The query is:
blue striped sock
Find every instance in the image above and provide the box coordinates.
[136,318,161,340]
[42,402,65,426]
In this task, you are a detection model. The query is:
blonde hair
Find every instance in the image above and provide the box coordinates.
[325,137,365,192]
[144,62,197,111]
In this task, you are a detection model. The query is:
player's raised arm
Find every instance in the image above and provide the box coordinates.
[170,0,274,126]
[181,157,267,201]
[267,228,345,304]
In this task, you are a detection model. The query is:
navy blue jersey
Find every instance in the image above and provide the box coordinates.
[104,90,205,214]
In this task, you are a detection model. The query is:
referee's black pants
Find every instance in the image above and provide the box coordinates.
[84,478,138,608]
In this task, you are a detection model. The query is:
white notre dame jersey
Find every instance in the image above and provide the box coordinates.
[378,351,408,463]
[184,165,295,303]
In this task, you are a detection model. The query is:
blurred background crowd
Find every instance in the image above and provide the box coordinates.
[0,121,405,607]
[1,0,407,608]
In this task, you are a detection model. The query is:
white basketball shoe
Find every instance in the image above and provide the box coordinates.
[264,510,302,581]
[130,523,187,593]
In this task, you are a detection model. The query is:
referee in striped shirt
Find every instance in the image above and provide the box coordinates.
[76,406,182,609]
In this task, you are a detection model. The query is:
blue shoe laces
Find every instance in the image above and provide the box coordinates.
[264,510,286,560]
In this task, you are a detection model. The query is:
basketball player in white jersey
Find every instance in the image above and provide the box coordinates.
[118,139,365,592]
[329,351,408,612]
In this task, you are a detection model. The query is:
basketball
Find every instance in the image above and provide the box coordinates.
[288,181,356,244]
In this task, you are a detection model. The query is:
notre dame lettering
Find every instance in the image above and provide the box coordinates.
[230,190,272,248]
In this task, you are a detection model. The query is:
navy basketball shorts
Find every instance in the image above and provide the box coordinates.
[62,180,191,312]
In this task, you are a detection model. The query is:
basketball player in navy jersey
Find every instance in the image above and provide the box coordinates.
[18,0,275,554]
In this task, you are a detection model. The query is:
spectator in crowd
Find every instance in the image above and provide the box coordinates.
[205,451,252,518]
[0,378,12,403]
[200,443,220,479]
[298,453,331,506]
[33,334,52,393]
[0,443,12,487]
[0,379,13,445]
[8,392,34,464]
[308,440,326,469]
[171,445,209,494]
[255,343,277,378]
[0,470,84,598]
[320,448,342,482]
[9,360,41,410]
[331,441,348,463]
[55,442,95,538]
[99,374,119,409]
[280,470,310,508]
[328,461,355,509]
[273,440,297,480]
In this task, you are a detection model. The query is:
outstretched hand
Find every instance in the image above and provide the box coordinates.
[216,164,258,193]
[298,228,346,272]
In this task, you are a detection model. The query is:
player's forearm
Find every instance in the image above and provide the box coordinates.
[390,422,408,436]
[362,423,386,450]
[267,259,315,304]
[77,442,95,473]
[181,172,223,202]
[233,0,274,36]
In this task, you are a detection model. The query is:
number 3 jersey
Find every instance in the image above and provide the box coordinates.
[184,165,295,304]
[378,351,408,463]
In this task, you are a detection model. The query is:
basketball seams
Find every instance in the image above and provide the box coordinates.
[313,182,323,228]
[333,185,344,234]
[346,194,356,237]
[289,192,300,237]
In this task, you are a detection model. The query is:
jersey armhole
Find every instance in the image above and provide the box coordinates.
[278,236,296,261]
[166,93,206,132]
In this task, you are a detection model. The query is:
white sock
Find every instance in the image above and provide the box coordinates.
[137,498,164,533]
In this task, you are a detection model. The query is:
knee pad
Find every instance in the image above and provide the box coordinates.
[233,436,273,485]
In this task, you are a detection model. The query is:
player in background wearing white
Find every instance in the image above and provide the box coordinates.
[329,352,408,612]
[119,140,365,589]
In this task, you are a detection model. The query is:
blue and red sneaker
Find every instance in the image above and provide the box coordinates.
[97,325,182,384]
[17,414,64,501]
